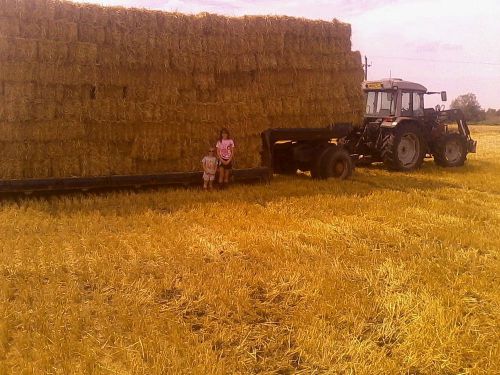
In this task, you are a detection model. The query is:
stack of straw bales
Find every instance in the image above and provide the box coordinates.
[0,0,364,179]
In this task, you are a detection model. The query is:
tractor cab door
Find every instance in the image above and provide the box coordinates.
[397,91,424,118]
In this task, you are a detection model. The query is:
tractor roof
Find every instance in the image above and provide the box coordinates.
[363,79,427,92]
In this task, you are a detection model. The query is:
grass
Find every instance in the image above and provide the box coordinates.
[476,116,500,126]
[1,125,499,374]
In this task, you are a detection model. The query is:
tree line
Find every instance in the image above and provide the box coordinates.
[450,93,499,123]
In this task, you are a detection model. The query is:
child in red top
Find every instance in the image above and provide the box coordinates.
[216,128,235,189]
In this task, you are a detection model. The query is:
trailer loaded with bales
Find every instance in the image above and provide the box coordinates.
[0,0,475,193]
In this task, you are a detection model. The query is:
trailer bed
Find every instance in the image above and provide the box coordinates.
[0,167,270,194]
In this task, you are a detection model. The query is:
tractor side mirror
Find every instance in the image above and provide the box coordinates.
[441,91,447,102]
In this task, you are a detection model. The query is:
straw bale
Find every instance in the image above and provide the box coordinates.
[50,155,81,177]
[96,85,126,100]
[78,23,105,44]
[198,35,223,52]
[19,18,49,38]
[79,3,109,25]
[0,61,37,81]
[0,99,31,121]
[62,64,97,85]
[55,99,83,120]
[46,20,77,41]
[54,0,80,22]
[0,0,364,178]
[255,53,278,70]
[25,156,52,178]
[32,100,56,120]
[170,52,196,72]
[0,37,38,62]
[0,121,23,141]
[0,16,20,37]
[3,81,35,99]
[120,44,149,68]
[0,159,24,179]
[31,121,86,141]
[0,0,27,17]
[23,0,56,21]
[67,42,97,65]
[0,141,30,160]
[96,47,120,67]
[38,39,68,63]
[155,12,189,35]
[237,53,257,72]
[125,8,158,30]
[104,23,123,46]
[80,146,111,177]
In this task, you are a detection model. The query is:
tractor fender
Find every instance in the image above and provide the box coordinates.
[380,117,415,129]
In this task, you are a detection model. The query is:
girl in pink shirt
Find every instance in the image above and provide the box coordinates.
[216,128,235,189]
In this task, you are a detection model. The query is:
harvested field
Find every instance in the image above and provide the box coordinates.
[0,0,364,178]
[0,126,499,373]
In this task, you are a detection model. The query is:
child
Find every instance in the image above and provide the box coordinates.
[216,128,235,189]
[202,147,218,190]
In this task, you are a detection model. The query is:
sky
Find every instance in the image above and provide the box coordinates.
[75,0,500,109]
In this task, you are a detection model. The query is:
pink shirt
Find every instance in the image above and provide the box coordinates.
[216,139,235,160]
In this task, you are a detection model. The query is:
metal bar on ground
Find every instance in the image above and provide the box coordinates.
[0,167,270,194]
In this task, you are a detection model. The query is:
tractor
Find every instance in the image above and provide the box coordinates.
[341,79,477,170]
[264,78,477,181]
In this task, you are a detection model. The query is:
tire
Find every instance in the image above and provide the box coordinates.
[311,147,332,179]
[381,123,425,171]
[433,133,467,167]
[320,147,353,180]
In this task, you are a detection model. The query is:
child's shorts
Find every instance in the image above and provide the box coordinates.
[203,172,216,181]
[219,161,233,170]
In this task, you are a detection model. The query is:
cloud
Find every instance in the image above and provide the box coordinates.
[95,0,410,17]
[412,41,463,53]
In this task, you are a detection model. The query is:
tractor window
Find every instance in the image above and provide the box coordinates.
[377,92,394,116]
[401,92,411,116]
[365,91,395,116]
[413,92,424,116]
[365,91,377,115]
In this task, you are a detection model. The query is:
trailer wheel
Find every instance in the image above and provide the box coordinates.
[320,147,353,180]
[433,133,467,167]
[311,147,332,179]
[381,123,425,171]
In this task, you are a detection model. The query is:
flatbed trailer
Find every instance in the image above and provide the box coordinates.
[0,124,353,194]
[0,168,270,194]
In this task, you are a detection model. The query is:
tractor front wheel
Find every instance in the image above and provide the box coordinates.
[433,133,467,167]
[381,123,425,171]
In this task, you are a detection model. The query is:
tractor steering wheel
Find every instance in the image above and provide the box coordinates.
[435,104,442,112]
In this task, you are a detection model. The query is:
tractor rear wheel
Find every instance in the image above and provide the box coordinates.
[433,133,467,167]
[320,147,353,179]
[381,123,425,171]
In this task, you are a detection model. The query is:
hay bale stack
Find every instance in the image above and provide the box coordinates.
[0,0,364,179]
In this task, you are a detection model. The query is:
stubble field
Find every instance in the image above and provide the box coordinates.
[1,126,499,374]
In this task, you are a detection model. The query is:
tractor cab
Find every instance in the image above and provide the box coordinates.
[363,79,446,122]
